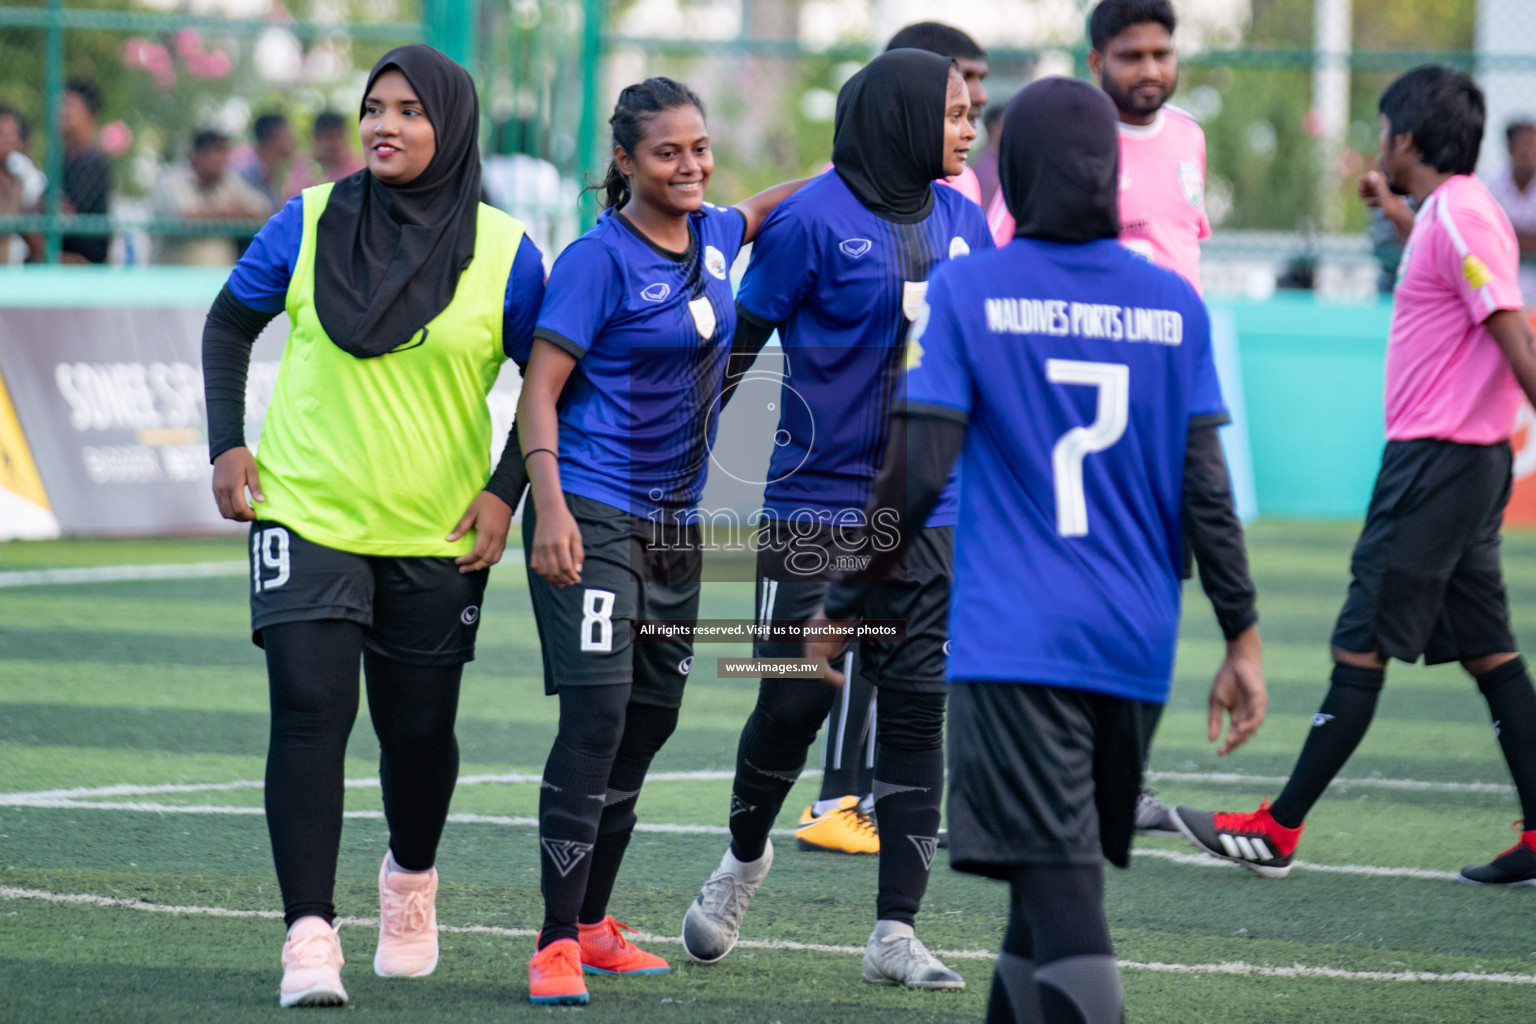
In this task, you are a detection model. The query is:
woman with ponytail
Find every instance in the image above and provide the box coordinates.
[517,77,807,1006]
[200,45,545,1007]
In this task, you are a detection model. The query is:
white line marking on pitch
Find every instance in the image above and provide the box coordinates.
[0,552,524,589]
[1147,770,1514,796]
[0,796,1464,880]
[5,887,1532,984]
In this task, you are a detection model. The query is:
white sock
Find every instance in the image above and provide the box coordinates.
[386,850,431,876]
[813,797,850,816]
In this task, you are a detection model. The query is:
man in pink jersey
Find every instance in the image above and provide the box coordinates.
[987,0,1211,293]
[1174,66,1536,886]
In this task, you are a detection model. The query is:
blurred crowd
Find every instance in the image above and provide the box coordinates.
[0,76,366,266]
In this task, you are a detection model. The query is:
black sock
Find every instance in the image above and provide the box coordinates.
[1270,663,1385,829]
[261,620,364,928]
[872,689,945,925]
[818,655,874,801]
[1477,657,1536,822]
[729,678,833,862]
[578,702,679,925]
[1011,864,1120,1024]
[537,685,628,948]
[365,651,463,871]
[987,883,1041,1024]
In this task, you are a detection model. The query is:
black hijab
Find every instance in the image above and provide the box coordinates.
[314,45,481,358]
[831,48,953,222]
[999,77,1121,244]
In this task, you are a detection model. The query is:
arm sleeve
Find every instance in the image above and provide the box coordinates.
[483,416,529,510]
[228,195,304,314]
[720,304,780,410]
[203,283,280,462]
[502,233,547,365]
[533,236,620,358]
[734,204,818,325]
[1183,423,1257,639]
[822,411,967,620]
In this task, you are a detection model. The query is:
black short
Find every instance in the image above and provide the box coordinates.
[1332,440,1516,665]
[248,521,488,666]
[753,522,951,693]
[524,492,700,709]
[946,681,1161,874]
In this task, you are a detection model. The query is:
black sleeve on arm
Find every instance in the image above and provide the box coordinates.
[822,407,967,620]
[720,304,780,410]
[202,283,279,463]
[1183,421,1258,640]
[484,416,530,511]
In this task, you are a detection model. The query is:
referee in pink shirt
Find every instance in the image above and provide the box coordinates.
[1173,65,1536,886]
[988,0,1211,293]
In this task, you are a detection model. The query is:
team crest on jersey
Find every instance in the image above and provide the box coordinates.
[705,245,728,280]
[1176,162,1203,210]
[901,280,929,322]
[641,282,671,302]
[839,238,873,259]
[689,297,717,338]
[948,236,970,259]
[904,301,930,370]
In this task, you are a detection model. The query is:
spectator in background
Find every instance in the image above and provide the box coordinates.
[151,129,270,266]
[1486,120,1536,303]
[59,78,111,264]
[972,104,1005,210]
[242,112,295,213]
[0,104,46,263]
[283,112,365,199]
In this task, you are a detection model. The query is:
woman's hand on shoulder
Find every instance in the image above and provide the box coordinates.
[211,447,264,522]
[450,491,514,574]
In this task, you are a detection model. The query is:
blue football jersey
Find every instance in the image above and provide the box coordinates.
[736,171,993,527]
[535,204,746,516]
[904,238,1226,703]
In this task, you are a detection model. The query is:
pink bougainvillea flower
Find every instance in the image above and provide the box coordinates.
[187,50,233,80]
[100,120,133,156]
[174,28,204,59]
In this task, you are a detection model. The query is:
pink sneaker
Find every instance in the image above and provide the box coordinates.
[279,916,348,1007]
[374,853,440,978]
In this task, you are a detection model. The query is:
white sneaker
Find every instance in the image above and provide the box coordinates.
[862,920,965,990]
[279,916,348,1008]
[681,839,773,963]
[374,852,440,978]
[1133,788,1179,837]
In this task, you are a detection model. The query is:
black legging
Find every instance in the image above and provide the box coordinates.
[537,683,680,946]
[263,620,463,926]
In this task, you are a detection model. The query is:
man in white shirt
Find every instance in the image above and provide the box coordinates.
[1485,120,1536,303]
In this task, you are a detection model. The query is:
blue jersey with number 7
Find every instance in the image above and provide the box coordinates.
[903,237,1226,703]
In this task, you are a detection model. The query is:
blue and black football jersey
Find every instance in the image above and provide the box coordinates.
[535,203,747,517]
[736,171,992,526]
[904,238,1226,703]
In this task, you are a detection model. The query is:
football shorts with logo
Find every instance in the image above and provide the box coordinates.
[523,492,700,709]
[248,521,489,665]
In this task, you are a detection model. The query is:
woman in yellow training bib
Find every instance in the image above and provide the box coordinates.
[199,45,545,1009]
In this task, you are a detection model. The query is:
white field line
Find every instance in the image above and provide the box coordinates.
[5,886,1533,984]
[0,794,1463,880]
[1147,771,1514,796]
[0,766,1504,808]
[0,552,524,589]
[0,561,249,588]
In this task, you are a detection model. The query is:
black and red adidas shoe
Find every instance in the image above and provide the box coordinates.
[1460,823,1536,886]
[1169,800,1303,878]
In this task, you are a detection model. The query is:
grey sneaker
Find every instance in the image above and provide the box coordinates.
[861,920,965,990]
[1133,788,1179,837]
[681,839,773,963]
